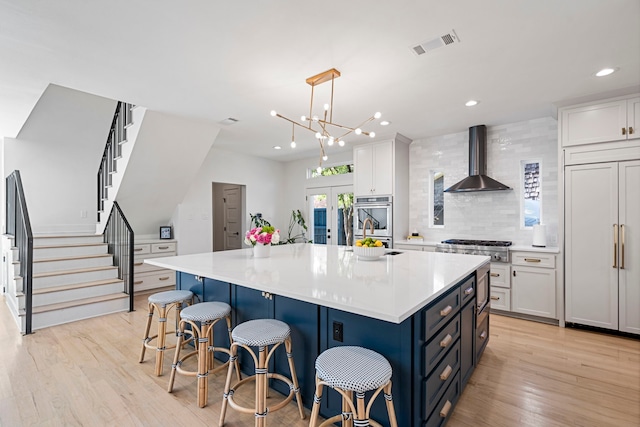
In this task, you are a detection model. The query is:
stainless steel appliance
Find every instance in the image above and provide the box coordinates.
[353,196,392,238]
[435,239,512,315]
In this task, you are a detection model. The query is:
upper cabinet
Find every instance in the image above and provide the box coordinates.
[354,141,394,196]
[561,96,640,147]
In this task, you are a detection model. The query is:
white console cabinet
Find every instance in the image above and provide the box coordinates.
[511,251,556,319]
[133,240,177,293]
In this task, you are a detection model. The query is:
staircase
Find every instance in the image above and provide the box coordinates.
[9,234,129,331]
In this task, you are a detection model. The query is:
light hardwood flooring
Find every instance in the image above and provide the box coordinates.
[0,294,638,426]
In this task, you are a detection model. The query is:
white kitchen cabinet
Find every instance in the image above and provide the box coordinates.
[561,96,640,147]
[133,240,177,293]
[490,287,510,311]
[511,252,556,319]
[565,161,640,333]
[489,263,510,288]
[354,141,393,196]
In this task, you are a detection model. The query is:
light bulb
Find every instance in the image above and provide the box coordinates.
[338,139,345,147]
[369,132,376,138]
[301,115,307,121]
[324,103,329,111]
[290,140,296,148]
[355,128,362,135]
[328,137,334,146]
[316,166,322,173]
[315,132,322,139]
[270,110,277,117]
[374,112,382,119]
[312,115,319,122]
[323,155,328,161]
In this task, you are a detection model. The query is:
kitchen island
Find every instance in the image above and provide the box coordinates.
[146,244,490,426]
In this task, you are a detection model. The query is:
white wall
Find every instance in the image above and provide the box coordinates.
[2,84,116,234]
[409,117,558,246]
[173,147,287,255]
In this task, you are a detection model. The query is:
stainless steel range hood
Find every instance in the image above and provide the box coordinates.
[444,125,511,193]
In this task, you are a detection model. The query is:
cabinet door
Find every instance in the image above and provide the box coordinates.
[232,286,273,375]
[565,163,618,329]
[354,145,374,196]
[490,287,511,311]
[561,100,628,146]
[460,299,475,388]
[628,97,640,141]
[373,141,393,195]
[511,266,556,318]
[619,160,640,334]
[489,263,510,288]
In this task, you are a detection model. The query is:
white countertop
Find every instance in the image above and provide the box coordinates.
[145,244,489,324]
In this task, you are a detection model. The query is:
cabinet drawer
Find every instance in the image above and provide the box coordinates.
[133,244,151,255]
[490,263,510,288]
[423,314,460,376]
[423,340,460,419]
[424,287,461,338]
[151,242,176,253]
[476,309,489,361]
[490,287,511,311]
[134,270,176,292]
[460,275,476,307]
[511,252,555,268]
[424,372,461,427]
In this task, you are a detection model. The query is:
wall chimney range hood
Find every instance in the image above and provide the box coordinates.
[444,125,512,193]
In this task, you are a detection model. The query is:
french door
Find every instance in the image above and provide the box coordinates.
[306,186,354,246]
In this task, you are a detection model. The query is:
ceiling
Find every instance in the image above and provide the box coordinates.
[1,0,639,164]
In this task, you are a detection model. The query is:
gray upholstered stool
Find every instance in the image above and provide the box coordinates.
[139,289,193,376]
[167,301,241,408]
[219,318,305,427]
[309,346,398,427]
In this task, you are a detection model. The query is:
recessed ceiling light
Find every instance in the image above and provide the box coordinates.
[465,100,479,107]
[273,145,282,150]
[380,120,390,126]
[595,68,616,77]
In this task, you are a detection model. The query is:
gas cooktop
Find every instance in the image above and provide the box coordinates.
[440,239,512,247]
[436,239,512,262]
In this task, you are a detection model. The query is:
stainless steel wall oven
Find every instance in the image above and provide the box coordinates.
[353,195,392,238]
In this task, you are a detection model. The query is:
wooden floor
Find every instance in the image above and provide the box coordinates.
[0,294,638,427]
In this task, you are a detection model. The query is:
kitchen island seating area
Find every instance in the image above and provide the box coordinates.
[139,289,194,376]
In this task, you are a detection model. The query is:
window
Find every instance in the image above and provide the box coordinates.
[521,160,542,227]
[431,171,444,227]
[309,163,354,178]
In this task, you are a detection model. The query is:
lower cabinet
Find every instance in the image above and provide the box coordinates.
[511,252,557,319]
[459,299,475,388]
[490,287,511,311]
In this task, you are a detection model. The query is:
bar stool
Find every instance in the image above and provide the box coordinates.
[219,318,305,427]
[309,346,398,427]
[167,301,241,407]
[139,289,193,376]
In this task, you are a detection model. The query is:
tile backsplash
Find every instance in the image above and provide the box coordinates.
[409,117,558,246]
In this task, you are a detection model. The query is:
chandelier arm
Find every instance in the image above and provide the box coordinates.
[275,113,321,135]
[330,73,335,124]
[309,84,314,130]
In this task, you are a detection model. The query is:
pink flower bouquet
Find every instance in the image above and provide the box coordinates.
[245,226,280,246]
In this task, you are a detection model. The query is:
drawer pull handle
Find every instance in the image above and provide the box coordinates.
[158,246,169,250]
[440,364,452,381]
[134,262,143,266]
[622,127,627,135]
[134,280,143,285]
[134,248,143,252]
[159,276,170,281]
[440,305,452,317]
[490,273,500,277]
[464,286,473,295]
[491,296,500,300]
[524,258,541,263]
[480,331,487,340]
[629,126,634,134]
[440,400,452,418]
[440,334,452,348]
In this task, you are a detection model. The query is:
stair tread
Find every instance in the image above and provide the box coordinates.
[33,253,113,264]
[34,234,101,239]
[35,242,107,249]
[32,265,117,278]
[32,293,129,314]
[33,278,124,295]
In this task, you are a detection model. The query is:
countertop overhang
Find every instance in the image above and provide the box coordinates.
[145,244,490,324]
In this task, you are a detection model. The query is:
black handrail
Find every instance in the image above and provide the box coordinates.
[5,170,34,334]
[103,201,134,311]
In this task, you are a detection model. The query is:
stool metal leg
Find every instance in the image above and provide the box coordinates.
[139,302,155,363]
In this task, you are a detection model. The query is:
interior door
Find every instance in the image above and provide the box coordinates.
[223,186,242,250]
[306,185,353,246]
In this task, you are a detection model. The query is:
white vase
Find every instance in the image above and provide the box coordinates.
[253,242,271,258]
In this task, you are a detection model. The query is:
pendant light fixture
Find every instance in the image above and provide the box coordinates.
[270,68,382,170]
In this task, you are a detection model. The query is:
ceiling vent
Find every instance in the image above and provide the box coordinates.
[411,29,460,56]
